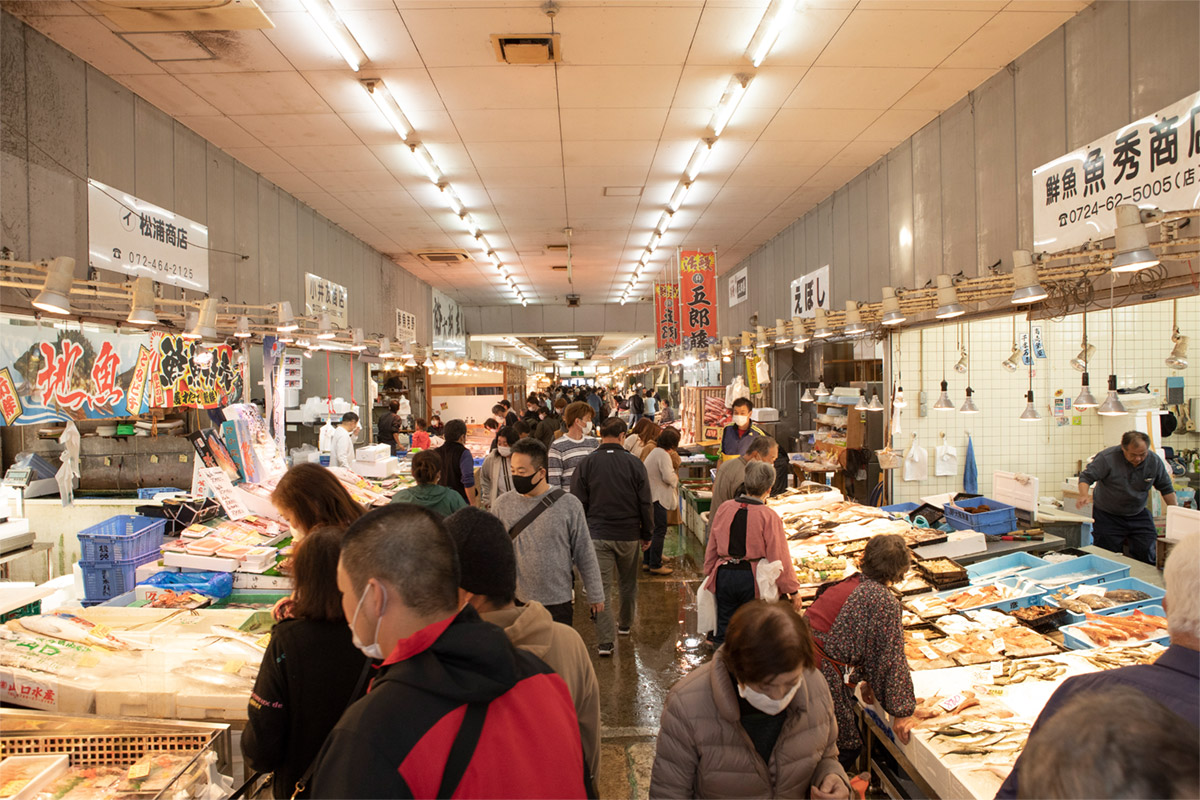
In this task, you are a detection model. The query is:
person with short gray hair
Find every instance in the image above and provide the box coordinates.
[1077,430,1177,564]
[701,460,802,644]
[708,436,779,538]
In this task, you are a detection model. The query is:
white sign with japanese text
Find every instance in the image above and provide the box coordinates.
[727,267,748,307]
[432,288,466,355]
[395,309,416,344]
[196,466,249,521]
[1032,91,1200,252]
[305,273,348,328]
[790,265,831,318]
[87,179,210,292]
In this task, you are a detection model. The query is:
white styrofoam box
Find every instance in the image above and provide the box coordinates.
[94,688,178,719]
[1165,505,1199,543]
[920,491,959,509]
[752,407,780,422]
[163,551,240,573]
[993,471,1039,523]
[913,530,987,560]
[355,444,390,462]
[0,518,30,536]
[232,571,292,590]
[0,754,69,800]
[353,458,400,478]
[135,560,176,583]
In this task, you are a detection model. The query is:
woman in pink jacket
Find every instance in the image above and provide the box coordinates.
[703,461,801,644]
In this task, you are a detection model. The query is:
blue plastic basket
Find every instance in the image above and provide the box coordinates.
[78,516,166,564]
[81,551,162,601]
[943,496,1017,536]
[1060,605,1168,650]
[966,552,1048,583]
[1049,577,1166,624]
[932,575,1047,613]
[1019,554,1130,590]
[136,487,184,499]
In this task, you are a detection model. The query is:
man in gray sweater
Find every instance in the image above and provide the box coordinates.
[493,437,605,627]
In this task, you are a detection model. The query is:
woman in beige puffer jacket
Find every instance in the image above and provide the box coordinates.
[649,601,850,799]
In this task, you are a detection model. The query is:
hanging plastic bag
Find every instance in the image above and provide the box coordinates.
[903,435,927,482]
[756,358,771,386]
[876,448,903,470]
[318,419,336,453]
[756,559,783,601]
[696,574,716,634]
[935,433,958,477]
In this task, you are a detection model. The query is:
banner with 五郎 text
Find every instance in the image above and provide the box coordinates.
[654,283,680,351]
[679,250,717,349]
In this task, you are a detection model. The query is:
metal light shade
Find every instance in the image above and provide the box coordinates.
[880,286,905,326]
[1074,372,1099,409]
[1070,343,1095,372]
[32,256,75,315]
[1001,346,1022,372]
[276,301,299,332]
[185,298,218,340]
[867,395,884,412]
[791,318,809,343]
[815,381,830,396]
[1166,334,1189,370]
[1019,391,1042,421]
[843,301,867,335]
[126,276,159,326]
[933,380,955,411]
[1010,250,1048,304]
[953,350,969,374]
[854,395,868,411]
[422,355,435,368]
[893,387,907,408]
[935,274,965,319]
[317,313,337,339]
[756,326,768,349]
[959,387,980,414]
[1109,204,1160,273]
[740,331,753,352]
[234,316,253,338]
[404,356,418,368]
[720,336,733,356]
[801,388,815,403]
[379,337,394,357]
[349,328,366,350]
[1096,375,1128,416]
[813,309,833,338]
[793,340,806,353]
[774,318,790,344]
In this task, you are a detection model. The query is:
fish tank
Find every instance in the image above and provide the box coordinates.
[0,709,232,799]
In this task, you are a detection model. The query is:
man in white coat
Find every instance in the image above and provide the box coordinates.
[330,411,360,469]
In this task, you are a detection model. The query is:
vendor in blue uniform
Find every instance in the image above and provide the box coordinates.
[720,397,767,459]
[1075,430,1176,565]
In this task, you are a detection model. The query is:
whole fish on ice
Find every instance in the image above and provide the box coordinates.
[11,613,136,650]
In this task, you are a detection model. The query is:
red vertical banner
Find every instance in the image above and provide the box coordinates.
[679,250,717,349]
[654,283,680,350]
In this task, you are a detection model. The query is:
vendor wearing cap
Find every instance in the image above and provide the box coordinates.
[1076,431,1177,565]
[720,397,766,459]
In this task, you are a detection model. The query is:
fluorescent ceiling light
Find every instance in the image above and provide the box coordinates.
[709,74,752,137]
[409,144,443,184]
[685,139,714,182]
[361,79,410,140]
[668,182,691,214]
[546,338,576,342]
[442,187,464,216]
[745,0,795,67]
[299,0,369,71]
[648,232,662,252]
[657,211,674,235]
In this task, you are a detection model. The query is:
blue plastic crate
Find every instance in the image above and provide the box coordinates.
[932,575,1047,613]
[1047,577,1166,624]
[137,487,184,499]
[81,551,162,601]
[943,496,1018,536]
[1019,554,1130,590]
[1060,605,1168,650]
[966,552,1048,583]
[882,502,919,514]
[78,515,166,564]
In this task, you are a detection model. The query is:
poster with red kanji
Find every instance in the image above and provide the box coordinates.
[654,283,680,351]
[679,250,717,349]
[0,318,242,426]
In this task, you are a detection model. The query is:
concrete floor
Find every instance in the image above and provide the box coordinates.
[568,526,708,800]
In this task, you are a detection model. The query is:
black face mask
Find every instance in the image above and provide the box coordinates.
[513,470,543,495]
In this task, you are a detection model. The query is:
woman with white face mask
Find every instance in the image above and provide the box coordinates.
[650,601,851,800]
[477,426,517,510]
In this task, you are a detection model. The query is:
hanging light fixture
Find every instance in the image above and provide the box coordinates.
[1166,300,1189,370]
[880,286,906,326]
[854,394,868,411]
[184,298,218,340]
[276,301,299,332]
[1070,341,1096,372]
[1097,375,1128,416]
[1097,280,1128,416]
[234,316,252,338]
[801,387,815,403]
[791,318,809,344]
[815,381,831,397]
[126,276,159,326]
[1074,373,1099,409]
[774,318,791,344]
[1019,390,1042,421]
[813,309,833,338]
[720,337,733,357]
[934,274,965,319]
[739,331,753,353]
[378,337,394,357]
[1010,249,1048,304]
[404,355,418,368]
[348,328,366,350]
[953,349,969,374]
[893,387,907,408]
[933,380,955,411]
[422,353,435,369]
[32,257,74,315]
[960,387,980,414]
[756,326,768,349]
[843,301,867,335]
[317,313,337,340]
[867,394,884,412]
[1109,204,1160,273]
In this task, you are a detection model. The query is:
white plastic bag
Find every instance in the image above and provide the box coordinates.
[697,574,716,634]
[318,420,336,452]
[903,436,928,482]
[755,358,771,386]
[935,436,958,477]
[756,560,783,601]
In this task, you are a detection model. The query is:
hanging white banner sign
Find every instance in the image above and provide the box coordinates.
[395,309,416,344]
[790,265,830,318]
[1032,91,1200,252]
[305,273,348,328]
[727,267,748,307]
[87,179,210,293]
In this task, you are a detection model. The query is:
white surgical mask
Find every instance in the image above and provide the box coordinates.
[738,679,802,716]
[733,414,750,427]
[498,446,512,457]
[583,421,594,435]
[349,583,387,660]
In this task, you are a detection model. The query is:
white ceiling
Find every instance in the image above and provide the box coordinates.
[7,0,1086,308]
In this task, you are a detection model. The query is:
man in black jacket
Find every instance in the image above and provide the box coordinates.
[630,390,645,425]
[309,504,587,799]
[571,417,653,656]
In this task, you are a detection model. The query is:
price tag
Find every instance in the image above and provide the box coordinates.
[910,631,926,640]
[989,637,1007,654]
[991,660,1006,677]
[127,763,151,780]
[939,693,967,712]
[933,639,964,655]
[984,686,1006,697]
[255,633,272,649]
[973,672,995,686]
[222,659,245,674]
[919,646,940,661]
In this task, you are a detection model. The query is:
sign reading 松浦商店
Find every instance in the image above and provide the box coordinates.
[1032,91,1200,252]
[87,179,210,293]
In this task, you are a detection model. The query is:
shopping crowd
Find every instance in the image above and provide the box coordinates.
[243,408,1200,800]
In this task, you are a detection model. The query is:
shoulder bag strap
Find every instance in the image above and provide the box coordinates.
[290,659,374,799]
[508,489,565,540]
[438,702,489,799]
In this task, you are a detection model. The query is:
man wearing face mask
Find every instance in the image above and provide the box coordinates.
[721,397,766,459]
[308,504,589,800]
[493,437,605,627]
[477,426,516,511]
[650,601,851,799]
[329,412,360,470]
[548,401,599,493]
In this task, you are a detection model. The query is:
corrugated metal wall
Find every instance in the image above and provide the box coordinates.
[0,11,432,357]
[717,0,1200,338]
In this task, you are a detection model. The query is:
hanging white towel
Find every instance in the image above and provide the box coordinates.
[756,560,784,601]
[697,574,716,634]
[935,433,958,477]
[903,435,928,482]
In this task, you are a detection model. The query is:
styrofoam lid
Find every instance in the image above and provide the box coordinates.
[1165,505,1199,542]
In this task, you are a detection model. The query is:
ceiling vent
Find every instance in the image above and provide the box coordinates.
[550,265,568,272]
[89,0,273,32]
[545,244,569,253]
[491,33,562,65]
[415,249,472,265]
[566,294,581,308]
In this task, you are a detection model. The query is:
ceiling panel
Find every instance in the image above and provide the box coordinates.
[176,72,331,115]
[784,67,931,110]
[893,67,998,110]
[450,109,561,142]
[816,9,997,68]
[556,66,683,109]
[760,109,881,141]
[941,10,1077,68]
[232,114,359,147]
[428,66,557,110]
[115,74,219,117]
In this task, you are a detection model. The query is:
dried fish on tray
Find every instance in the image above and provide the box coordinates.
[1009,604,1068,633]
[902,528,949,548]
[1078,641,1166,670]
[793,555,850,586]
[915,557,968,586]
[892,572,935,597]
[989,658,1067,685]
[828,538,872,557]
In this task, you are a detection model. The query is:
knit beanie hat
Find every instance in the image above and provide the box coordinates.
[443,506,516,599]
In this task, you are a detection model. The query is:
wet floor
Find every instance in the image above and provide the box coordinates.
[567,525,708,800]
